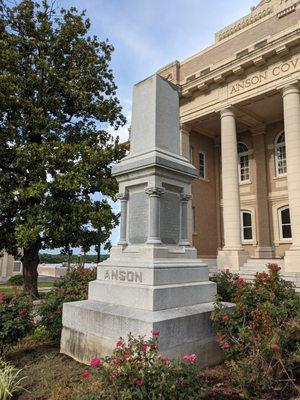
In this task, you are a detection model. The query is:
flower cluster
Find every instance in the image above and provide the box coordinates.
[78,332,208,399]
[211,264,300,397]
[38,265,97,339]
[0,292,33,355]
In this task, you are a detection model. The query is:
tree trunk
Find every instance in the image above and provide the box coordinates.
[21,246,40,297]
[97,243,101,263]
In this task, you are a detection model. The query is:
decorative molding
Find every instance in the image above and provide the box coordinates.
[180,193,193,202]
[145,187,165,197]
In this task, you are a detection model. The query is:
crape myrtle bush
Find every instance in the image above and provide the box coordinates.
[211,264,300,398]
[38,265,97,339]
[77,332,208,400]
[210,269,241,302]
[0,292,33,355]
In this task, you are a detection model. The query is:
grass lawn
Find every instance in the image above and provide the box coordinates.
[0,281,54,297]
[4,339,299,400]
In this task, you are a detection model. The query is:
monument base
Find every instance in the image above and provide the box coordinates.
[61,300,228,368]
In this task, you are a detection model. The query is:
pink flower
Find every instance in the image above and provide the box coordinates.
[162,356,169,364]
[0,292,5,305]
[252,336,259,343]
[82,370,91,378]
[140,345,148,353]
[113,357,121,365]
[135,379,144,386]
[225,268,230,274]
[151,330,160,337]
[222,315,230,322]
[223,342,230,350]
[238,277,245,284]
[91,358,101,367]
[18,309,25,317]
[111,371,118,379]
[269,264,281,272]
[182,354,198,362]
[124,354,131,361]
[115,340,122,348]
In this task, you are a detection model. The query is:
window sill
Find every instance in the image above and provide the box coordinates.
[242,241,256,245]
[273,174,287,180]
[278,239,292,244]
[239,180,252,186]
[198,177,210,183]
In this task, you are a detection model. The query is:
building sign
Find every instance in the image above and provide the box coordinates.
[228,56,300,96]
[103,269,143,283]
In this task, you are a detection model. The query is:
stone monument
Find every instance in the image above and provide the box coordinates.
[61,74,222,367]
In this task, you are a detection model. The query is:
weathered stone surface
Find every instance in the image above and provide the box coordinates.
[128,191,148,244]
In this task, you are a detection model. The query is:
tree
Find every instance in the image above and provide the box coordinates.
[0,0,126,296]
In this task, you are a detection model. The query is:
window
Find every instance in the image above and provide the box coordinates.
[199,152,206,179]
[238,143,250,182]
[241,211,253,241]
[279,206,292,240]
[275,132,287,176]
[13,261,22,274]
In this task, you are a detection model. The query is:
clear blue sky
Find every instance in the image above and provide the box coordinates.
[53,0,256,254]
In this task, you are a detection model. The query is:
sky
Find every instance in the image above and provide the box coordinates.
[51,0,257,254]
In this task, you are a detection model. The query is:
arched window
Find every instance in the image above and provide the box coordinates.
[238,143,250,182]
[241,211,253,241]
[275,132,287,176]
[278,206,292,240]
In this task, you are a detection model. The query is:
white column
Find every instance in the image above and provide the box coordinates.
[145,187,164,244]
[116,192,128,246]
[180,123,191,159]
[179,193,192,246]
[282,84,300,272]
[1,251,8,280]
[217,108,248,270]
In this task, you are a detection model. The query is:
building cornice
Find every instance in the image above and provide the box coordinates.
[180,23,300,99]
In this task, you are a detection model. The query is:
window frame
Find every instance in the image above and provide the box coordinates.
[13,261,23,275]
[198,151,206,180]
[275,132,287,177]
[238,143,251,184]
[241,210,253,243]
[278,206,292,241]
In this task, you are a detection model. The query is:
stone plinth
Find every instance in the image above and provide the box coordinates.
[61,75,223,366]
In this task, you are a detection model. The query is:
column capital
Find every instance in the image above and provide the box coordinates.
[282,83,300,98]
[116,192,128,201]
[180,193,192,202]
[219,107,235,119]
[180,123,191,135]
[145,187,165,197]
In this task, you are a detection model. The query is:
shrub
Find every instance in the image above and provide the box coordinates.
[0,359,26,400]
[210,269,245,302]
[211,264,300,398]
[38,265,97,340]
[77,332,208,400]
[0,292,33,355]
[7,275,24,286]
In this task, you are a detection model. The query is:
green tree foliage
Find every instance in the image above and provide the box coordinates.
[0,0,126,296]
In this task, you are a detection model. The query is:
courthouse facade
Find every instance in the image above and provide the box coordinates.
[158,0,300,280]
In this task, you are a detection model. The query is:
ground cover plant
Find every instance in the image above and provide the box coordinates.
[38,265,97,339]
[211,264,300,398]
[77,331,208,400]
[0,359,25,400]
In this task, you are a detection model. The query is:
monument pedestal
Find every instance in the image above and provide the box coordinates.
[61,74,224,367]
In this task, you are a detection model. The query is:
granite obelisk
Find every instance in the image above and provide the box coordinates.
[61,74,222,367]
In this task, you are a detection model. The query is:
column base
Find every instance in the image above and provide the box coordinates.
[284,248,300,273]
[217,248,248,271]
[254,246,274,259]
